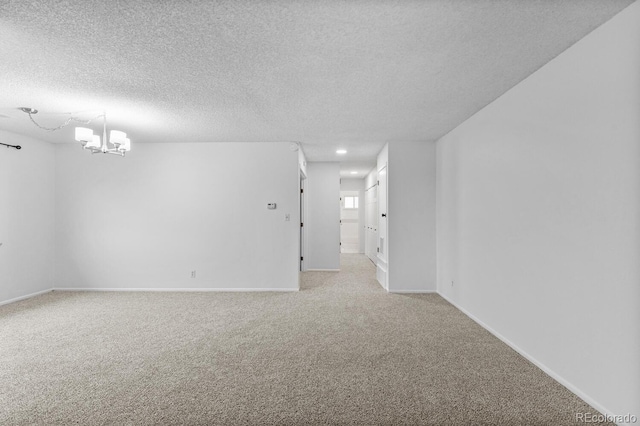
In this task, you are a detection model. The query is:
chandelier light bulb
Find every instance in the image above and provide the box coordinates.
[75,127,93,143]
[109,130,127,147]
[87,135,101,149]
[119,138,131,152]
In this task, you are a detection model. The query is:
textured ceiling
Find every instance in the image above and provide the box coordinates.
[0,0,634,174]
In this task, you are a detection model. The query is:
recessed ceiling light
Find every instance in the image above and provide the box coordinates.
[350,171,357,174]
[336,149,347,154]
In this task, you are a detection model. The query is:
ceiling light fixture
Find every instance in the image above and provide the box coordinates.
[336,149,347,154]
[75,116,130,156]
[350,171,357,174]
[20,107,131,157]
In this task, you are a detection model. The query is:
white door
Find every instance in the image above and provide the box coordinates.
[340,191,359,253]
[376,165,388,289]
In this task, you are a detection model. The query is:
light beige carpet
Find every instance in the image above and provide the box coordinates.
[0,254,610,425]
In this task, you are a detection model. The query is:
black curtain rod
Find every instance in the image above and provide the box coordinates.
[1,142,21,150]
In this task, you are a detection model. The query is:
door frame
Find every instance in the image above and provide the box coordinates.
[299,169,307,272]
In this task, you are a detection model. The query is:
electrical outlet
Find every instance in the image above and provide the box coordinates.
[451,280,454,286]
[285,213,290,221]
[191,270,196,278]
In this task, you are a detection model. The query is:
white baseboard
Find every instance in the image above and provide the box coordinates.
[305,269,340,272]
[389,289,437,294]
[53,287,298,293]
[437,292,617,422]
[0,289,52,307]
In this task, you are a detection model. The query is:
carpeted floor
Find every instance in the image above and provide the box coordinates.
[0,254,610,425]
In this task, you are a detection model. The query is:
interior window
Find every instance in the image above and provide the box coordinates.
[344,196,358,209]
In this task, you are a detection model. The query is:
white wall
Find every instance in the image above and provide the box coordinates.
[340,178,364,192]
[340,178,365,253]
[365,168,377,190]
[388,142,436,292]
[298,145,307,177]
[437,1,640,419]
[377,144,388,172]
[306,162,340,270]
[55,142,300,291]
[0,131,55,304]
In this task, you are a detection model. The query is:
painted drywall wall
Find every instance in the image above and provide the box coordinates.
[55,142,300,291]
[340,178,365,253]
[306,162,340,270]
[437,1,640,419]
[365,168,377,191]
[298,145,307,177]
[0,131,55,304]
[388,142,436,292]
[340,178,364,192]
[377,144,388,172]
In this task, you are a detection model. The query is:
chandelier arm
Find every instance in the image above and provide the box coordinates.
[90,149,125,156]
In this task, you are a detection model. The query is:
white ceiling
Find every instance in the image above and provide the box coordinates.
[0,0,634,177]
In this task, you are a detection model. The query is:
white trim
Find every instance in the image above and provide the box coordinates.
[0,289,52,306]
[437,292,616,421]
[304,269,341,272]
[53,287,298,293]
[389,289,437,294]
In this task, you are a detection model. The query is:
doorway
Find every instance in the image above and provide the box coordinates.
[340,191,360,253]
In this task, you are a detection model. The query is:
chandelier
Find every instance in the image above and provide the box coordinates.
[20,107,131,156]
